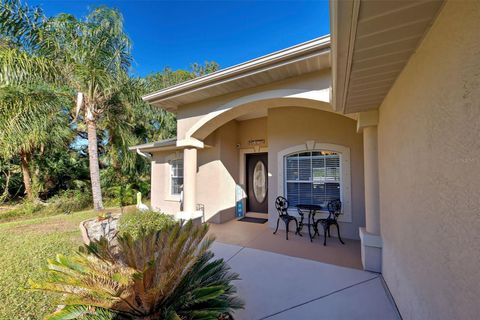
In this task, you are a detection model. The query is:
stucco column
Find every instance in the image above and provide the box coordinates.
[183,147,198,214]
[357,110,382,273]
[363,126,381,235]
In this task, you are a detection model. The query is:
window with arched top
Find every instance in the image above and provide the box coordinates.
[285,151,341,208]
[277,143,352,222]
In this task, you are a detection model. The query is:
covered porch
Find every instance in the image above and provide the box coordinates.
[172,104,369,271]
[137,36,383,273]
[208,214,362,269]
[194,103,375,271]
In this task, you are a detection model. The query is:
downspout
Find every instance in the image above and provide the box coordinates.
[136,148,152,159]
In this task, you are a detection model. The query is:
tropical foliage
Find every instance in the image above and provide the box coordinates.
[0,0,219,215]
[0,1,236,319]
[30,221,243,319]
[38,7,134,210]
[0,0,71,200]
[118,209,176,239]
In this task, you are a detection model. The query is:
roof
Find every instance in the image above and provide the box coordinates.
[129,137,179,153]
[143,35,331,112]
[331,0,444,114]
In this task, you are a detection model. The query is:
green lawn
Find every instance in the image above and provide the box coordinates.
[0,209,107,319]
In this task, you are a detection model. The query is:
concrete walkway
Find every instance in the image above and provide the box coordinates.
[211,242,400,320]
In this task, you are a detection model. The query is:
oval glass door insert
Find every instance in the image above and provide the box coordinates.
[253,161,267,203]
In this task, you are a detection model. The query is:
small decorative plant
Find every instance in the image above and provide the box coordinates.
[29,219,244,319]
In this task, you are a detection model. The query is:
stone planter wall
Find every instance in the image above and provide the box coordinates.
[80,214,120,246]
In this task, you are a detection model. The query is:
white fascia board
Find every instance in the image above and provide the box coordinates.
[142,35,331,103]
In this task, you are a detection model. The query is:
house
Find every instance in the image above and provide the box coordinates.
[131,1,479,319]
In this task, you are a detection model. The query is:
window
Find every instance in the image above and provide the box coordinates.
[285,151,341,208]
[170,159,183,196]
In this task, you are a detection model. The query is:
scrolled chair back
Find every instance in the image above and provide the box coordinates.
[275,196,289,216]
[327,199,342,218]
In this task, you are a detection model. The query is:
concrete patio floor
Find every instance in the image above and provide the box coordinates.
[211,242,400,320]
[208,215,362,269]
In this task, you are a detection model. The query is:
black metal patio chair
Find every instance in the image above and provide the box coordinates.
[273,196,300,240]
[315,199,345,246]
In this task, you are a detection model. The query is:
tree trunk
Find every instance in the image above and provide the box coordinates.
[0,166,12,203]
[20,151,33,200]
[86,119,104,210]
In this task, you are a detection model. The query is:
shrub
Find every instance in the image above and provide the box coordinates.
[103,180,150,208]
[0,200,44,222]
[30,221,244,319]
[0,190,91,222]
[47,189,92,214]
[118,209,176,239]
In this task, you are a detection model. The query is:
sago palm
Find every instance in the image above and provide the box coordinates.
[30,221,244,319]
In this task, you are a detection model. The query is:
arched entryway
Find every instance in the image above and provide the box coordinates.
[180,86,364,233]
[185,88,346,141]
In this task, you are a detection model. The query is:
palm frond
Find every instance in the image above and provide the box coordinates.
[44,305,115,320]
[0,46,59,84]
[31,220,244,319]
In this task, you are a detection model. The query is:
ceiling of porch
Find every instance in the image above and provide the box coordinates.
[332,0,445,114]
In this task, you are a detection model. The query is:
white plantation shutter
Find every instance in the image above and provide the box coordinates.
[285,151,341,208]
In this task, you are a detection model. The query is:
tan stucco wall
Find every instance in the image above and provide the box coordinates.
[268,107,365,240]
[175,71,332,140]
[237,117,268,149]
[197,121,239,223]
[150,123,239,222]
[151,119,268,223]
[150,152,182,214]
[377,1,480,319]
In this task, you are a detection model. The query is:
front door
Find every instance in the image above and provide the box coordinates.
[246,153,268,213]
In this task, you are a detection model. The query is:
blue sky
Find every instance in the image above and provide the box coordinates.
[28,1,330,77]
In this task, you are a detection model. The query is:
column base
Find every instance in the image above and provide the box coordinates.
[359,227,382,273]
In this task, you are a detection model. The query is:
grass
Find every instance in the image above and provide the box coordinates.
[0,208,116,319]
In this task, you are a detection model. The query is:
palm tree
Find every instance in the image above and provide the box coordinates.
[0,1,69,199]
[30,221,244,319]
[40,7,132,210]
[0,49,70,199]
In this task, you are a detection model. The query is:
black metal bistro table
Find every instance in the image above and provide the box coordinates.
[296,204,323,242]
